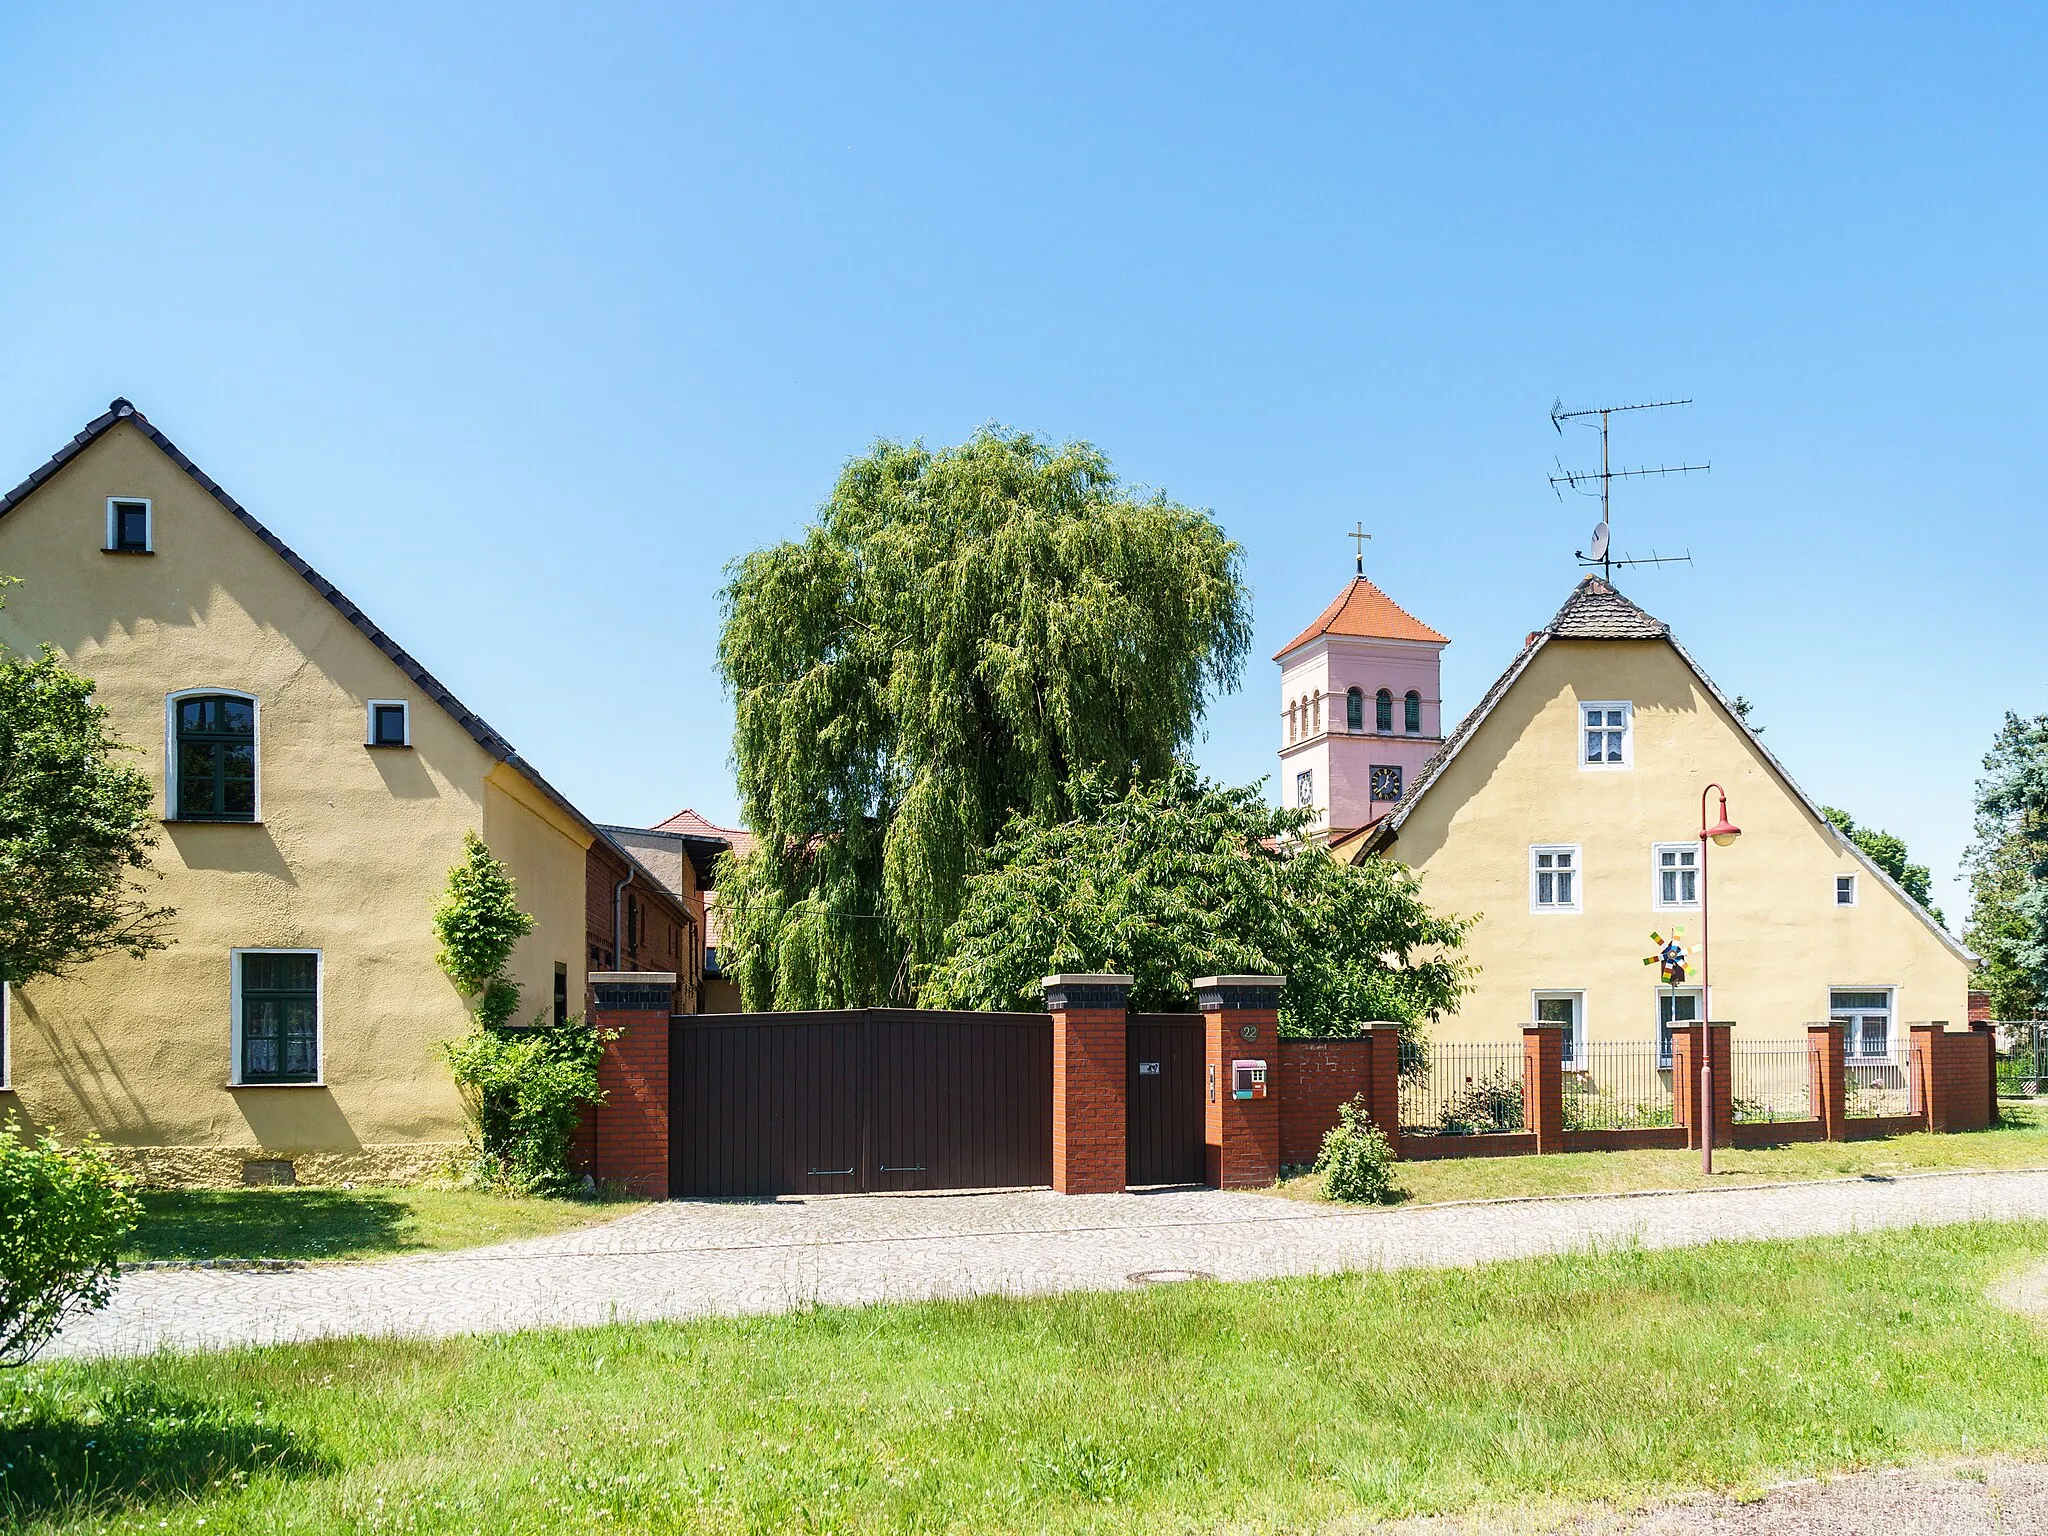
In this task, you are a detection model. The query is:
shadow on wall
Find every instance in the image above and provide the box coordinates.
[162,822,298,883]
[232,1088,362,1155]
[0,1380,327,1526]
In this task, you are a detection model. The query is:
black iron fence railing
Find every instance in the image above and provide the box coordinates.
[1730,1039,1812,1124]
[1563,1043,1675,1130]
[1399,1041,1525,1136]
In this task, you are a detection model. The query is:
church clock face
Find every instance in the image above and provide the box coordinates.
[1371,764,1403,801]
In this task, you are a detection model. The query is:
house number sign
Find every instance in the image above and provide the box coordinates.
[1240,1024,1259,1041]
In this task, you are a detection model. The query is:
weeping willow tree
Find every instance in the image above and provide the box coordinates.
[716,428,1250,1009]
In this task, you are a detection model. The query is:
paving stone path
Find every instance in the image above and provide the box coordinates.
[51,1168,2048,1359]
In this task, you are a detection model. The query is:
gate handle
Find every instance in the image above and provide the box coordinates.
[879,1164,927,1172]
[806,1167,854,1176]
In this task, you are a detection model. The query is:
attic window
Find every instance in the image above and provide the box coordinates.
[106,498,152,553]
[1581,701,1633,769]
[1836,874,1858,907]
[367,700,410,748]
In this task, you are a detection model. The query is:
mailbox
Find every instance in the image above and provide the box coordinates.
[1232,1059,1267,1100]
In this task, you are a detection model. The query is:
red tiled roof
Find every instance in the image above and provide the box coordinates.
[654,807,755,857]
[1273,577,1448,659]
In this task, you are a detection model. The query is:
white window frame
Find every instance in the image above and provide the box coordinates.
[1830,985,1895,1062]
[165,687,261,822]
[1835,873,1858,907]
[105,496,153,553]
[366,699,412,748]
[1652,842,1700,910]
[1656,986,1704,1068]
[229,948,324,1086]
[1530,844,1582,913]
[1533,990,1586,1068]
[1579,700,1633,771]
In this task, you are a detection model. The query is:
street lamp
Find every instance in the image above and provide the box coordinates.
[1698,784,1741,1174]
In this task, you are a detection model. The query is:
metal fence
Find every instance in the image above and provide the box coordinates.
[1399,1041,1525,1136]
[1731,1039,1812,1124]
[1845,1058,1913,1118]
[1998,1021,2048,1097]
[1563,1043,1674,1130]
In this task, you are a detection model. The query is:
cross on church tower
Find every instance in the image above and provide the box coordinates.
[1350,521,1371,577]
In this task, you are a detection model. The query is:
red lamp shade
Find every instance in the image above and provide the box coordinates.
[1703,791,1741,847]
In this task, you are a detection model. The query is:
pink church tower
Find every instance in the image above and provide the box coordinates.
[1274,566,1449,840]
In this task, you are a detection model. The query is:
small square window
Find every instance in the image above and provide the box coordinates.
[1580,700,1633,769]
[1835,874,1857,907]
[1532,845,1581,911]
[368,700,410,748]
[107,497,152,552]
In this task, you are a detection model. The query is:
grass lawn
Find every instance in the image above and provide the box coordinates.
[123,1188,646,1263]
[10,1221,2048,1533]
[1277,1099,2048,1207]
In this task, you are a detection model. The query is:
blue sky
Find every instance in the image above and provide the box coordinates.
[2,4,2042,926]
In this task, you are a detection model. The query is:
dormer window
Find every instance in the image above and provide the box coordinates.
[1581,701,1633,769]
[368,700,411,748]
[106,498,152,553]
[1375,689,1393,732]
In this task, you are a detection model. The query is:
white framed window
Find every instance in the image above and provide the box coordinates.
[166,688,260,822]
[105,496,152,553]
[1656,987,1702,1068]
[1835,874,1858,907]
[1295,769,1314,809]
[367,699,411,748]
[1653,843,1699,908]
[1531,845,1581,912]
[231,950,323,1085]
[1831,987,1893,1061]
[1534,990,1585,1068]
[1581,700,1633,769]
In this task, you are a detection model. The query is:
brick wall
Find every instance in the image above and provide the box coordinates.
[1203,1004,1280,1188]
[1278,1039,1372,1166]
[578,1006,670,1197]
[1915,1023,1996,1134]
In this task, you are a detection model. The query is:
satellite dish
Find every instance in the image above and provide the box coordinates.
[1587,522,1610,561]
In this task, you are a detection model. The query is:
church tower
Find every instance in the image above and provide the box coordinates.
[1274,572,1449,840]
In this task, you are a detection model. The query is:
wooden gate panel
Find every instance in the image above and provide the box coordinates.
[1126,1014,1206,1186]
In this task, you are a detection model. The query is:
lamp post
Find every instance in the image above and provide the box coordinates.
[1698,784,1742,1174]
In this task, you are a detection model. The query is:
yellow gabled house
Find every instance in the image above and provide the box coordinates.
[1333,576,1974,1061]
[0,398,680,1186]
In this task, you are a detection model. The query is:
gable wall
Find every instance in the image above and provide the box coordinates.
[0,422,588,1180]
[1389,637,1970,1044]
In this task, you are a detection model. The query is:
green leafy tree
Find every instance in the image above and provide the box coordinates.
[921,767,1470,1032]
[0,641,172,989]
[433,831,535,1026]
[716,428,1251,1009]
[1965,713,2048,1018]
[1821,805,1942,923]
[0,1126,140,1365]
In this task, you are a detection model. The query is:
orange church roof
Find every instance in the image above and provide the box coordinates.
[1272,576,1449,659]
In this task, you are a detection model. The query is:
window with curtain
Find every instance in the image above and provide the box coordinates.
[239,951,319,1083]
[1404,690,1422,733]
[1375,689,1393,732]
[1346,687,1363,732]
[176,694,256,820]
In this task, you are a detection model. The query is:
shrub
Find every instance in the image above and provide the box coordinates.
[433,832,535,1027]
[441,1016,613,1194]
[1314,1094,1399,1204]
[0,1126,140,1365]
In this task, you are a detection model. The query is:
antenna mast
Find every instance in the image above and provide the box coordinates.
[1548,397,1709,580]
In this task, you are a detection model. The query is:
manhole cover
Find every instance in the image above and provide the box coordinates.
[1127,1268,1215,1285]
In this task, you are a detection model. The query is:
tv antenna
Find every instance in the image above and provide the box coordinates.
[1349,520,1371,576]
[1549,397,1708,581]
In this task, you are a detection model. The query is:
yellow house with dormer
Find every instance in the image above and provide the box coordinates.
[1333,577,1974,1063]
[0,399,685,1185]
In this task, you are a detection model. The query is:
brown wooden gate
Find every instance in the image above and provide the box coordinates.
[670,1009,1052,1197]
[1126,1014,1206,1186]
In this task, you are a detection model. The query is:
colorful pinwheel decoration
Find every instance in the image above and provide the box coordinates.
[1643,930,1687,986]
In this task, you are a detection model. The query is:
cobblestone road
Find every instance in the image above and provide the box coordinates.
[50,1169,2048,1359]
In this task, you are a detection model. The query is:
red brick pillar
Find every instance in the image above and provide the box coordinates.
[1523,1024,1566,1153]
[587,971,675,1198]
[1363,1021,1404,1156]
[1808,1021,1847,1140]
[1042,973,1131,1195]
[1911,1023,1944,1132]
[1673,1024,1735,1149]
[1196,975,1284,1188]
[1974,1022,2000,1128]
